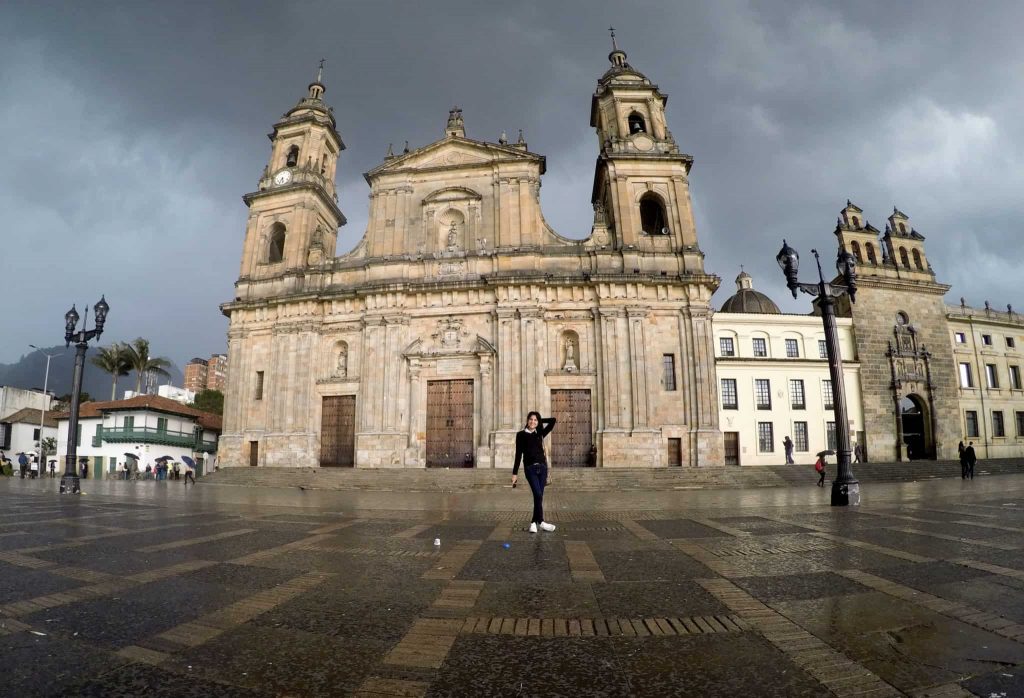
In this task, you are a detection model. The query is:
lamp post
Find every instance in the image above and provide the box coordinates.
[776,241,860,506]
[28,345,62,475]
[61,297,109,494]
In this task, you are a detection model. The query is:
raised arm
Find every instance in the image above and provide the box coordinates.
[539,417,556,438]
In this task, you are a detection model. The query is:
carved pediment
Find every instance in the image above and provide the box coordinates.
[365,137,544,181]
[422,186,482,204]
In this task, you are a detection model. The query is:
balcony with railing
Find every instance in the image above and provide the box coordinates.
[95,425,211,450]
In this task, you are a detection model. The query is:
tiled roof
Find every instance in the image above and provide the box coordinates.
[1,408,59,428]
[52,394,222,431]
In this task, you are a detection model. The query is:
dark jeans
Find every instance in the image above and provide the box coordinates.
[524,462,548,524]
[184,471,195,485]
[817,470,825,486]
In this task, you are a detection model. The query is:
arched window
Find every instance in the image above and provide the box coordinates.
[851,216,859,228]
[320,154,328,175]
[899,247,910,268]
[268,223,286,263]
[639,194,668,235]
[912,248,923,270]
[628,112,647,134]
[866,243,877,264]
[286,145,299,167]
[899,223,906,233]
[850,241,862,263]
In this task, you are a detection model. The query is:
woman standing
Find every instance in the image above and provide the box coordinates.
[511,411,557,533]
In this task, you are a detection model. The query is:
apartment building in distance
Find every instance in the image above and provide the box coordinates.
[184,354,229,393]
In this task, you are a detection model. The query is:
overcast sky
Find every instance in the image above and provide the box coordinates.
[3,1,1023,372]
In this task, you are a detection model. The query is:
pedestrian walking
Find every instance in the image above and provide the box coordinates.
[18,453,28,479]
[183,462,196,486]
[48,460,56,478]
[814,455,826,487]
[511,411,557,533]
[79,459,88,480]
[853,442,862,463]
[783,436,795,465]
[958,441,968,479]
[965,441,977,480]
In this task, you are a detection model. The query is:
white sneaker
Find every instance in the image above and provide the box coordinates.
[528,523,538,533]
[539,522,556,532]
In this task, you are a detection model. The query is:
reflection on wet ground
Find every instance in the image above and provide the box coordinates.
[1,474,1024,696]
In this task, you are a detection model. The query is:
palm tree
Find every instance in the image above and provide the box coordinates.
[90,343,132,400]
[123,338,172,395]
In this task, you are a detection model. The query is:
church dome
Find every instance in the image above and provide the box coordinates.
[719,270,781,314]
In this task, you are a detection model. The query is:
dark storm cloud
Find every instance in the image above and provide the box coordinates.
[3,1,1023,370]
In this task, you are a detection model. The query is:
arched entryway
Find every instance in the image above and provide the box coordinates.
[900,394,934,460]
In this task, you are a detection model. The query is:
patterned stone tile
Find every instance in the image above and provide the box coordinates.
[733,571,872,603]
[592,549,713,582]
[594,581,729,618]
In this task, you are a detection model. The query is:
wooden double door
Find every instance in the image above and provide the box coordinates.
[320,395,356,467]
[550,389,593,467]
[426,380,475,468]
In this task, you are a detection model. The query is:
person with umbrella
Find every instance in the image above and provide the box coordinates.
[814,449,833,487]
[181,455,197,486]
[123,453,138,481]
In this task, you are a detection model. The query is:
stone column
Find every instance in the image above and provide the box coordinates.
[479,353,494,451]
[362,316,386,431]
[496,307,519,428]
[599,308,624,428]
[627,307,650,427]
[520,308,542,413]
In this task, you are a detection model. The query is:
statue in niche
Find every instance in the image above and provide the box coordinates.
[593,200,606,225]
[336,344,348,378]
[562,336,578,372]
[446,220,459,250]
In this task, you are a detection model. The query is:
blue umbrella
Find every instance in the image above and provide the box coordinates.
[180,456,196,468]
[155,455,173,461]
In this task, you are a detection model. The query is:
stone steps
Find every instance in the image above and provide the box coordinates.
[203,458,1024,492]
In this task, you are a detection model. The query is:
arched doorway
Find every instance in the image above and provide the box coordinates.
[900,395,933,460]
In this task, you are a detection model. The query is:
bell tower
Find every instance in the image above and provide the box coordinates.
[236,63,346,291]
[589,30,704,271]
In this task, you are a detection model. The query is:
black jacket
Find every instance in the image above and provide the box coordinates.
[512,418,556,474]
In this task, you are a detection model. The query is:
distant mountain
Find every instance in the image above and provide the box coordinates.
[0,346,184,402]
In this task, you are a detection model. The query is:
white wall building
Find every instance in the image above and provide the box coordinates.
[0,387,52,420]
[713,272,864,466]
[0,408,58,462]
[55,395,221,479]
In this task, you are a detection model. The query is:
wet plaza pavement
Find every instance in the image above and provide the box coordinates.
[2,475,1024,696]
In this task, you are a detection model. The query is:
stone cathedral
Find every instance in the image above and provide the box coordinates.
[219,45,724,469]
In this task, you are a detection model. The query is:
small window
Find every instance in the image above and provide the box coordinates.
[954,332,966,344]
[965,410,979,437]
[789,379,805,410]
[1011,366,1022,390]
[982,334,993,346]
[719,337,735,357]
[899,223,906,233]
[899,247,910,268]
[286,145,299,167]
[757,422,774,453]
[785,339,799,358]
[639,194,668,235]
[959,363,974,388]
[32,427,40,441]
[662,354,677,391]
[1016,411,1024,437]
[912,249,924,270]
[866,243,877,264]
[986,364,999,389]
[822,380,834,410]
[752,338,767,358]
[794,422,808,452]
[721,379,738,409]
[993,411,1006,437]
[850,241,861,263]
[255,371,265,400]
[628,112,647,134]
[826,421,837,451]
[818,340,828,359]
[851,216,859,227]
[1008,337,1017,349]
[755,379,772,410]
[320,154,328,175]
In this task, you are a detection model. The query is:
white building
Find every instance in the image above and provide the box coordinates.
[713,272,864,466]
[0,408,58,462]
[0,386,52,420]
[55,395,221,479]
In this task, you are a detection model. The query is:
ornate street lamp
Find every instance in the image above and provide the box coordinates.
[777,241,860,506]
[60,296,109,494]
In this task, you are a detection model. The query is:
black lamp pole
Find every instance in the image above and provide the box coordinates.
[61,296,109,495]
[777,241,860,506]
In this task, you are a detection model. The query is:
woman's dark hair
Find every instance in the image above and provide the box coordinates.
[524,411,542,427]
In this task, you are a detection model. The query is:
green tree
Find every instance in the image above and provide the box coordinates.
[90,343,132,400]
[56,392,91,405]
[40,437,57,457]
[191,389,224,415]
[123,338,172,394]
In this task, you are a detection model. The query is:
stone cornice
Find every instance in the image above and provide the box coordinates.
[244,182,345,226]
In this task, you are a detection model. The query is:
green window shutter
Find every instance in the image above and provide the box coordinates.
[157,417,167,433]
[125,416,134,430]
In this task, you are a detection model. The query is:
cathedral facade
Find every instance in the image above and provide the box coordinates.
[219,48,724,469]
